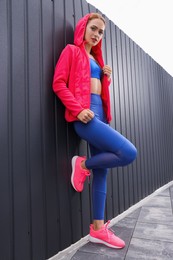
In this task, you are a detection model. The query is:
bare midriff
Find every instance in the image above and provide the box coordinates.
[90,78,102,95]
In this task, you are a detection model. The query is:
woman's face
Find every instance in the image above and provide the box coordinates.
[84,18,105,47]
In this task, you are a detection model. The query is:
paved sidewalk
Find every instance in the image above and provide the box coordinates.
[52,182,173,260]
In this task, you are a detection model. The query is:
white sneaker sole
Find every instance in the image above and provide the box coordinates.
[89,235,124,249]
[71,156,78,191]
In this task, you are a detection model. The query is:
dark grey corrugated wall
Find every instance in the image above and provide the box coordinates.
[0,0,173,259]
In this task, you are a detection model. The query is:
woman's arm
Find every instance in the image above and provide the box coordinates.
[52,45,84,118]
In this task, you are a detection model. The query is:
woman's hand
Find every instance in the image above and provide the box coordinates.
[77,109,94,124]
[102,65,112,80]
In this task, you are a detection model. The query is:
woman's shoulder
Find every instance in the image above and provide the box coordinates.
[64,44,80,53]
[60,44,81,60]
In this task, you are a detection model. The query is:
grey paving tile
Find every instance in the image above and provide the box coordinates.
[73,242,125,259]
[144,195,172,209]
[125,237,173,260]
[115,217,137,229]
[125,208,141,220]
[138,207,173,225]
[170,186,173,200]
[158,188,170,197]
[71,250,123,259]
[133,222,173,242]
[169,185,173,192]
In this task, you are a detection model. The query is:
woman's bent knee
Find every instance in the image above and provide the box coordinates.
[128,145,137,164]
[120,141,137,166]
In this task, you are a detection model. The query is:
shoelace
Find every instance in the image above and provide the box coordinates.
[104,221,116,238]
[80,170,90,183]
[105,220,111,228]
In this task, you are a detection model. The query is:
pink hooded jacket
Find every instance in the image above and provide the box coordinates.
[52,13,112,123]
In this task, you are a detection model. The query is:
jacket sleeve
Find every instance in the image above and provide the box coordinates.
[52,45,84,117]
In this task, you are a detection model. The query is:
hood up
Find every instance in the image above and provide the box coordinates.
[74,13,104,67]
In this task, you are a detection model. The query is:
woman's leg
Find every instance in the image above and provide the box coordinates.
[72,95,133,248]
[73,117,137,170]
[88,139,126,249]
[89,144,108,229]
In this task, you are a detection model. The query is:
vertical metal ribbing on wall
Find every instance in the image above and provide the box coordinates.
[134,46,143,197]
[141,51,155,192]
[124,34,133,206]
[65,0,78,245]
[109,23,121,217]
[163,72,173,183]
[168,75,173,181]
[127,37,138,205]
[161,71,168,182]
[153,61,163,186]
[24,0,33,258]
[129,40,140,203]
[167,74,172,182]
[125,36,135,206]
[138,47,151,196]
[38,0,48,257]
[7,0,14,258]
[120,31,130,210]
[108,21,120,218]
[133,45,144,198]
[52,0,62,254]
[157,64,164,185]
[115,26,122,210]
[148,58,160,188]
[137,48,146,197]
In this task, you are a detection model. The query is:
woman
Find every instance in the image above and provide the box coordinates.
[53,13,137,249]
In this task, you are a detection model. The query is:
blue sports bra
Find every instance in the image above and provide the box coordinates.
[90,58,102,79]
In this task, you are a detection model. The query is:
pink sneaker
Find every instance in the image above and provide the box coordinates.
[89,221,125,249]
[71,156,90,192]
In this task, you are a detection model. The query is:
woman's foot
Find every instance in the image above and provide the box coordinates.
[71,156,90,192]
[89,221,125,249]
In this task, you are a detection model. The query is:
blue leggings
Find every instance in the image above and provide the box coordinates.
[73,94,137,220]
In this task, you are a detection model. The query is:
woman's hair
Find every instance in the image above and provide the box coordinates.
[88,13,106,25]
